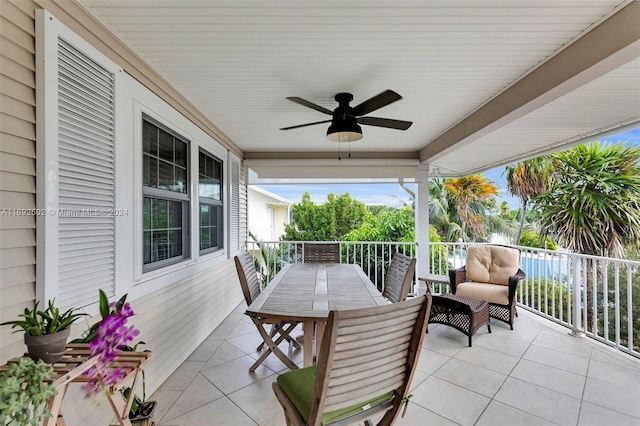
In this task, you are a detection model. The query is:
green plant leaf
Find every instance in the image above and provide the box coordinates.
[99,289,109,319]
[1,300,88,337]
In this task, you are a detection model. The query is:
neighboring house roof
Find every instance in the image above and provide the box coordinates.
[248,185,291,205]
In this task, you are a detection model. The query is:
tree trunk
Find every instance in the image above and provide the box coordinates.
[515,200,527,245]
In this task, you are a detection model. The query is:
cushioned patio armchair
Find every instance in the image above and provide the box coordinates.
[449,245,525,329]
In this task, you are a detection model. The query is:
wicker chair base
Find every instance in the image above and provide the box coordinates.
[429,294,491,347]
[488,301,517,330]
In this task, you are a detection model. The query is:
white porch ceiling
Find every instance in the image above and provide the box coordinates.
[81,1,640,179]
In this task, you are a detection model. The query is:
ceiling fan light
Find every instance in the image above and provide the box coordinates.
[326,121,363,142]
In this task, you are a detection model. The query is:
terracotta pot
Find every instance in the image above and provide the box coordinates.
[24,328,70,363]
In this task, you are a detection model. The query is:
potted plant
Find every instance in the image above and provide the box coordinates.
[0,358,58,426]
[79,290,145,397]
[76,290,156,424]
[0,300,88,363]
[120,369,156,426]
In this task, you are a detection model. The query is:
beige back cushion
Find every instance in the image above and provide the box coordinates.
[466,245,520,285]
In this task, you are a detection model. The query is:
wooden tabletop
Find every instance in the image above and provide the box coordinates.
[247,263,388,320]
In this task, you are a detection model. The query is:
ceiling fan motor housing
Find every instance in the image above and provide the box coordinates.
[327,93,362,141]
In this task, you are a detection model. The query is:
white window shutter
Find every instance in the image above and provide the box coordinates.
[56,37,116,308]
[228,152,241,255]
[239,163,248,250]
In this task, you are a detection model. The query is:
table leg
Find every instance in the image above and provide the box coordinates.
[303,320,314,367]
[315,321,326,364]
[251,319,299,371]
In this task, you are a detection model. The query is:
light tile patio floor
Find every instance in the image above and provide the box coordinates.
[151,301,640,426]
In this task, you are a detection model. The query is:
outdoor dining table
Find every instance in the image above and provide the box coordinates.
[246,263,389,367]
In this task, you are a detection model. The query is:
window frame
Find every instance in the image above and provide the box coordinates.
[141,114,191,272]
[198,149,224,255]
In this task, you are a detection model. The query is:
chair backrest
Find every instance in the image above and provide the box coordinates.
[466,245,520,285]
[303,242,341,264]
[234,251,261,306]
[309,295,432,425]
[382,252,416,303]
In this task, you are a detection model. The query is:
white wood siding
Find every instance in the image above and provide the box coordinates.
[247,186,290,241]
[0,0,38,362]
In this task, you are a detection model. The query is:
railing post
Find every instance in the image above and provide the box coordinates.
[571,255,585,337]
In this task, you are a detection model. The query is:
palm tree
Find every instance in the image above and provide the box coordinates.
[426,179,456,240]
[536,142,640,257]
[535,142,640,332]
[504,157,553,244]
[443,175,498,242]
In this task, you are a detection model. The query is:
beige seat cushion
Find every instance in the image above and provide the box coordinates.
[456,281,510,305]
[466,245,520,285]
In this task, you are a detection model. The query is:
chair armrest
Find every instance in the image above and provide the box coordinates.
[449,267,467,294]
[507,269,526,302]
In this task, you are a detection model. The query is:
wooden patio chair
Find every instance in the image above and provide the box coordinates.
[382,252,416,303]
[272,295,432,426]
[449,245,526,329]
[234,251,301,371]
[303,242,341,263]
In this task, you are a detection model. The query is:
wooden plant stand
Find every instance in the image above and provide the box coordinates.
[0,344,151,426]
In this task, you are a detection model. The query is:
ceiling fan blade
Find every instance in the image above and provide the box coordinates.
[280,119,332,131]
[358,116,412,130]
[352,90,402,116]
[286,97,333,115]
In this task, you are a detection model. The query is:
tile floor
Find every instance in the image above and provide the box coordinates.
[150,301,640,426]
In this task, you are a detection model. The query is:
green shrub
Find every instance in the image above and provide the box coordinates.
[0,358,57,426]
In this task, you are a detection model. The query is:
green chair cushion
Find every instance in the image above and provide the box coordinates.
[277,365,394,425]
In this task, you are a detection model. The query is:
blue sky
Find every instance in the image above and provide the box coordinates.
[257,127,640,209]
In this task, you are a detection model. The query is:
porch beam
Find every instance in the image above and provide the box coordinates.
[419,1,640,164]
[244,151,419,160]
[245,157,420,180]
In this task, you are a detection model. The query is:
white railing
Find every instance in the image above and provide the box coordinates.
[515,245,639,358]
[245,240,639,358]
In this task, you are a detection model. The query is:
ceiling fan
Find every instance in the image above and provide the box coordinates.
[280,90,412,142]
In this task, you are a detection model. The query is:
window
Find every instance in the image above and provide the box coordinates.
[199,150,223,253]
[142,116,190,270]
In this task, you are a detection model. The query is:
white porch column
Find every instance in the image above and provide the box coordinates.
[415,165,430,296]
